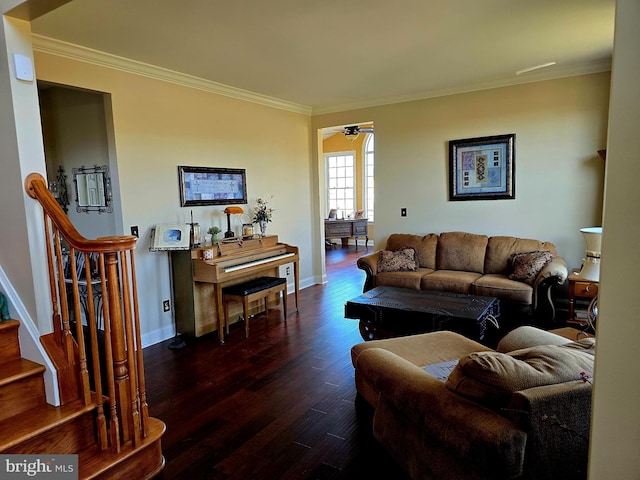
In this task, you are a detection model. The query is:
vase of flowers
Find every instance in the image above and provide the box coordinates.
[253,197,273,236]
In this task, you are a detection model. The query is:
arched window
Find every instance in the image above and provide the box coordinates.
[364,134,374,222]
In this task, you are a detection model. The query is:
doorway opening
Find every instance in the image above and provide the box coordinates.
[320,122,374,257]
[38,82,122,239]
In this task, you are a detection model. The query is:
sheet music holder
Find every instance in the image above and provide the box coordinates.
[149,224,190,348]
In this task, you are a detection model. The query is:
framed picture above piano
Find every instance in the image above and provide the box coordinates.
[178,166,248,207]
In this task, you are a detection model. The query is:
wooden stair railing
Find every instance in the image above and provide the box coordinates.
[25,173,149,454]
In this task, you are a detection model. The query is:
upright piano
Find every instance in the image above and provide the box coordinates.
[171,235,299,343]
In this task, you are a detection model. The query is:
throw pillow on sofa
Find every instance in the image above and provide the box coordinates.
[508,250,556,285]
[377,247,419,272]
[444,339,595,408]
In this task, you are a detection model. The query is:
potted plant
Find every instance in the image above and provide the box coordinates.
[207,226,222,244]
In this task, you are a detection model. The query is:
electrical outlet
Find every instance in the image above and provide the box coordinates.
[286,266,291,275]
[131,226,139,238]
[401,208,407,217]
[163,300,170,312]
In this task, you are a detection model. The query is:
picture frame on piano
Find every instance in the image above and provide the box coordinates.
[178,166,248,207]
[150,224,191,251]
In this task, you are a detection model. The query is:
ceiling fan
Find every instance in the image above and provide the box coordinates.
[343,125,373,137]
[323,124,374,140]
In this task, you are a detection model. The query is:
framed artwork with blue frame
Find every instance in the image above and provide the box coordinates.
[448,134,515,201]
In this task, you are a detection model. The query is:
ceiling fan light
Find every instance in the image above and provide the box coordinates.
[343,125,360,141]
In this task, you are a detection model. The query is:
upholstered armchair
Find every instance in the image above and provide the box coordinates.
[351,326,593,480]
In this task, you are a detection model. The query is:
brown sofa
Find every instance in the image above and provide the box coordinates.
[356,231,568,323]
[351,326,594,480]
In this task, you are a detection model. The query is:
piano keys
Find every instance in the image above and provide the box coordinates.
[171,235,299,343]
[225,252,295,273]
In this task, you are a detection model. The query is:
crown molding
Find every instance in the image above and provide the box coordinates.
[32,34,610,118]
[31,34,312,116]
[312,61,612,115]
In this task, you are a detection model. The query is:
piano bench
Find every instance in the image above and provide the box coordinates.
[222,276,287,339]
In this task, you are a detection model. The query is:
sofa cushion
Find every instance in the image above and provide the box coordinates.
[445,339,595,408]
[484,236,557,275]
[386,233,438,269]
[375,268,433,290]
[472,274,533,305]
[351,330,489,369]
[496,326,573,353]
[437,232,488,273]
[509,250,556,285]
[421,270,482,294]
[351,331,491,408]
[377,247,419,272]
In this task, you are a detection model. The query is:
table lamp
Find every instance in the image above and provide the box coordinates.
[223,206,244,238]
[578,227,602,281]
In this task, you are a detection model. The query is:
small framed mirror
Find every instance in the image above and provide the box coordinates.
[73,165,113,213]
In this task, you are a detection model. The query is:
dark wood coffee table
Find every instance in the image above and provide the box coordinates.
[345,286,500,341]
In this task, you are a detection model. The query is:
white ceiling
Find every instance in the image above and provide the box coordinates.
[31,0,615,114]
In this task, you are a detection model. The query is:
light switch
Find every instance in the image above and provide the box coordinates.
[13,54,34,82]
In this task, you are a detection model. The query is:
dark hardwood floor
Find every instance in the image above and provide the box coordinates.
[145,246,410,480]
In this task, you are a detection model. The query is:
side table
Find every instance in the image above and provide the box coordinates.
[567,271,598,326]
[324,218,369,250]
[550,327,594,341]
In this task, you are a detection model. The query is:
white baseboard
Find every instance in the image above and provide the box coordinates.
[141,324,175,348]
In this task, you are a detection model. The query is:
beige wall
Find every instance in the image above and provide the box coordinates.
[0,13,51,329]
[0,4,65,404]
[313,73,610,271]
[34,51,314,345]
[589,0,640,476]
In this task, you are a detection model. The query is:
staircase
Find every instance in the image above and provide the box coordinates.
[3,172,168,478]
[0,319,164,479]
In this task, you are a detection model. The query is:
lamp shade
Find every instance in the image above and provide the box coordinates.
[578,227,602,281]
[224,206,244,215]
